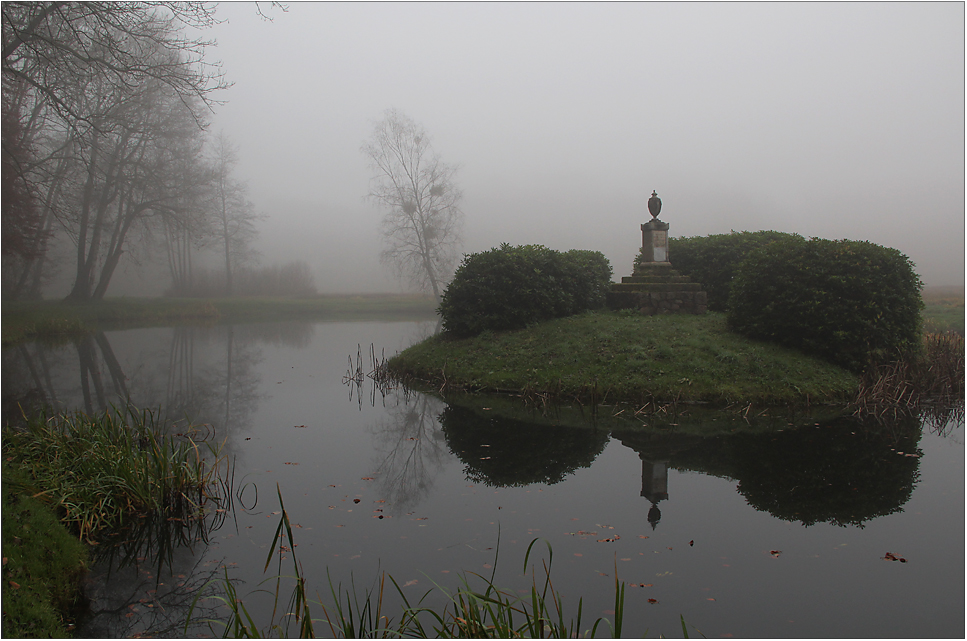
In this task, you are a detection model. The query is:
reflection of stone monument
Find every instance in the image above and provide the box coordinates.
[641,456,668,530]
[607,190,708,315]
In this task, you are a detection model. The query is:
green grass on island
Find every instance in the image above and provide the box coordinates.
[388,311,859,406]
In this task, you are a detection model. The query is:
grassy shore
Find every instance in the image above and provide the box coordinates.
[2,408,227,637]
[2,294,438,345]
[2,462,88,638]
[388,311,859,406]
[922,286,965,335]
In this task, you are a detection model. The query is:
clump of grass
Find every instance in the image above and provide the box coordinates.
[3,406,227,541]
[398,538,624,638]
[193,488,629,638]
[853,332,965,422]
[1,462,88,638]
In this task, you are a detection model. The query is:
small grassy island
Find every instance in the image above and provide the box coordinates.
[388,311,858,406]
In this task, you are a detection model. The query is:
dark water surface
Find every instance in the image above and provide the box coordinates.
[3,320,964,638]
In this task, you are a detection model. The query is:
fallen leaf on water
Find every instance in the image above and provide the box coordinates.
[638,535,649,539]
[770,550,782,558]
[647,599,658,604]
[689,540,694,546]
[361,477,374,480]
[284,462,299,465]
[574,553,583,557]
[353,498,361,503]
[707,598,716,601]
[403,580,419,587]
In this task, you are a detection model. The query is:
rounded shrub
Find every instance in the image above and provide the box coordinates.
[656,231,798,311]
[727,237,923,371]
[439,244,612,337]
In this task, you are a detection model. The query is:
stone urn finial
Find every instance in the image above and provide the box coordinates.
[648,190,662,218]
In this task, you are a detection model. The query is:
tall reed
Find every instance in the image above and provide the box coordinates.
[193,489,630,638]
[3,406,226,541]
[853,332,965,422]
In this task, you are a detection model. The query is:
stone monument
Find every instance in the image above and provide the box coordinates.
[640,191,670,264]
[606,190,708,315]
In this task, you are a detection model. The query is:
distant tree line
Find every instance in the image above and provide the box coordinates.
[165,261,317,298]
[2,2,262,301]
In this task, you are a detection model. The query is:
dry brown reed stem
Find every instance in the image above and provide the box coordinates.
[853,332,965,422]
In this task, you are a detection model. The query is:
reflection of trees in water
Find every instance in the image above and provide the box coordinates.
[3,322,319,635]
[367,391,450,515]
[1,324,282,437]
[617,415,923,528]
[440,405,610,487]
[232,321,316,349]
[76,333,129,413]
[79,513,230,638]
[3,342,67,424]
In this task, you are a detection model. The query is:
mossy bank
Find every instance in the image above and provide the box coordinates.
[388,311,858,406]
[2,462,88,637]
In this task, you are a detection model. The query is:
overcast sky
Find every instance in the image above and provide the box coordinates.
[199,2,964,291]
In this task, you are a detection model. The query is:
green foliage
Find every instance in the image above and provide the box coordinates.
[439,244,613,337]
[4,406,226,541]
[657,231,798,311]
[1,463,88,638]
[390,311,857,406]
[727,237,924,371]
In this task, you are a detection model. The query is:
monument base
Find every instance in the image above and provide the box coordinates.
[606,263,707,316]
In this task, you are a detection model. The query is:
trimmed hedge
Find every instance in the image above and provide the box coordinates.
[727,237,923,371]
[655,231,798,311]
[438,244,612,337]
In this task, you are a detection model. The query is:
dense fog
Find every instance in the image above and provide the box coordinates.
[6,3,963,299]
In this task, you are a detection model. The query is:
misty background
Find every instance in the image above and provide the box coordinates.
[105,2,965,295]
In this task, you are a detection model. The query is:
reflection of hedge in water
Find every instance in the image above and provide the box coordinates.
[666,417,921,527]
[439,405,609,487]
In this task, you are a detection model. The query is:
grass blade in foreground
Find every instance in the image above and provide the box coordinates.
[196,491,629,637]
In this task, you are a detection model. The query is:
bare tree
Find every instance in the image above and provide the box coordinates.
[362,109,464,302]
[208,131,259,296]
[2,1,227,300]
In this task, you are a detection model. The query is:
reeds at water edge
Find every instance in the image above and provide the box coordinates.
[853,332,965,424]
[3,406,227,541]
[192,486,632,638]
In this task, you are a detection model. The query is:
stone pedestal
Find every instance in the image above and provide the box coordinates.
[607,218,708,316]
[641,218,670,264]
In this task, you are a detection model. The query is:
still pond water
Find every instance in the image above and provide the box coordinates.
[3,320,964,638]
